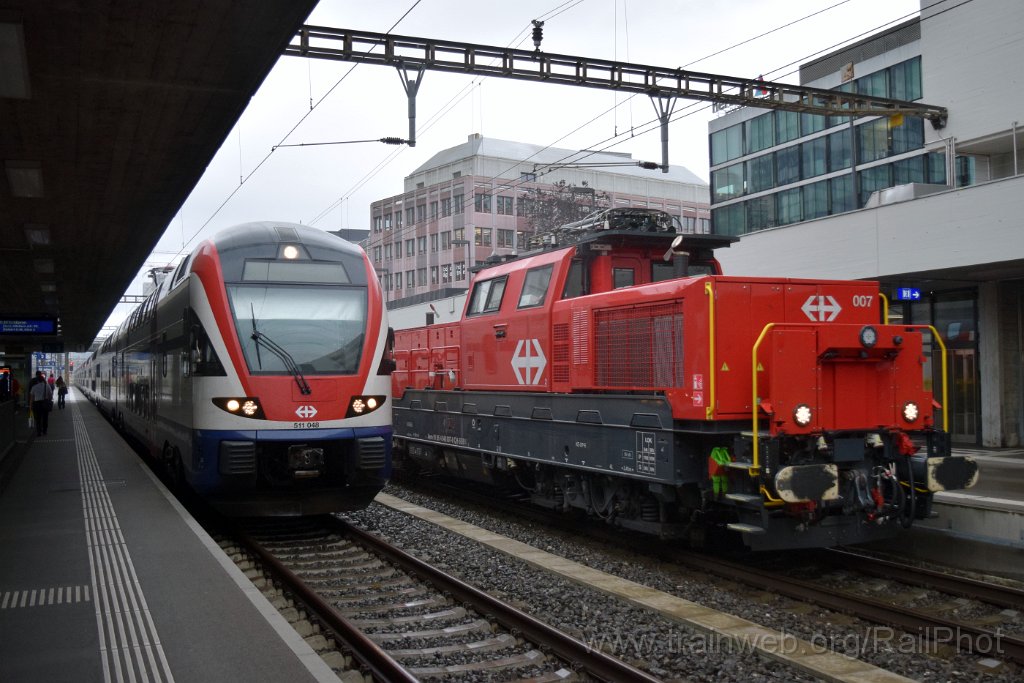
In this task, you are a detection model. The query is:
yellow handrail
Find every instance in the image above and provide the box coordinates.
[750,322,776,474]
[879,292,889,324]
[705,281,716,420]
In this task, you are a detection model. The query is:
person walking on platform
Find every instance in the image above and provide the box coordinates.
[28,375,53,436]
[55,375,68,409]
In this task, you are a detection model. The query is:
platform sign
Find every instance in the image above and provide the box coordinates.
[894,287,922,302]
[0,317,57,334]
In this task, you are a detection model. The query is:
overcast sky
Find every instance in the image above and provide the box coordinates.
[104,0,922,332]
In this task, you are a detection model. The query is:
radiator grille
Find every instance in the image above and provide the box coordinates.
[219,441,256,475]
[357,437,387,470]
[595,302,684,387]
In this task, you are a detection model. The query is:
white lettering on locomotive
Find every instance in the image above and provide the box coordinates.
[511,338,547,384]
[801,294,842,322]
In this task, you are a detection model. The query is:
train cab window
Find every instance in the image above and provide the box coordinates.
[652,262,676,283]
[562,259,587,299]
[467,275,507,315]
[518,265,553,309]
[613,268,635,289]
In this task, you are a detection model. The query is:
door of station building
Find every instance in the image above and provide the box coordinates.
[907,292,980,445]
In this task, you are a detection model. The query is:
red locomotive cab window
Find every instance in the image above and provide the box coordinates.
[613,267,635,289]
[467,275,508,315]
[518,265,553,309]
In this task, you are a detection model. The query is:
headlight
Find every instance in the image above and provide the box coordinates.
[346,395,386,418]
[212,397,266,419]
[793,404,813,427]
[859,325,878,348]
[902,402,919,423]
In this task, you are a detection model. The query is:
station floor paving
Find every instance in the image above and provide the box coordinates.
[0,390,337,683]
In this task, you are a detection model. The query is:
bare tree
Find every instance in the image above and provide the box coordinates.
[521,180,611,233]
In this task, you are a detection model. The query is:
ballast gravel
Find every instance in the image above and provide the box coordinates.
[341,483,1019,683]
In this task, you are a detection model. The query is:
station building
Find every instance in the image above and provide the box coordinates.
[366,133,709,321]
[710,0,1024,447]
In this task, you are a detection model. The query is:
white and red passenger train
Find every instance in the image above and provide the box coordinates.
[390,208,979,550]
[75,222,394,515]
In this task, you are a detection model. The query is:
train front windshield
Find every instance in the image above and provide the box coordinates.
[228,285,368,375]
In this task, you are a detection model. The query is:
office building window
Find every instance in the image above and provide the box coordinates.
[801,137,827,179]
[746,154,774,194]
[801,113,826,135]
[395,210,402,229]
[416,204,426,222]
[406,240,415,257]
[520,171,536,182]
[418,236,427,254]
[892,116,925,155]
[441,197,452,216]
[802,180,829,220]
[453,193,464,214]
[430,266,439,284]
[383,213,392,230]
[430,201,438,219]
[475,227,492,246]
[497,229,514,247]
[775,145,800,186]
[442,231,451,250]
[417,268,426,286]
[927,152,947,184]
[496,196,513,215]
[373,215,382,232]
[384,243,392,260]
[474,193,491,212]
[776,110,800,144]
[859,165,893,205]
[406,207,415,225]
[430,234,438,252]
[395,272,402,290]
[858,118,890,163]
[373,246,381,262]
[893,156,926,185]
[406,271,415,288]
[712,163,744,202]
[856,70,888,98]
[776,188,802,226]
[828,129,852,171]
[441,264,452,283]
[455,261,466,281]
[746,195,776,232]
[890,57,922,101]
[710,125,743,165]
[745,113,774,154]
[829,174,856,214]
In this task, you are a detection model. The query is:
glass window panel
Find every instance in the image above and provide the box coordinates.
[928,152,947,184]
[775,145,801,186]
[776,188,802,225]
[890,57,922,101]
[712,203,745,236]
[775,110,801,144]
[858,164,893,206]
[745,196,776,231]
[858,118,890,163]
[801,112,826,135]
[828,129,852,171]
[802,181,829,220]
[711,125,744,165]
[893,156,925,185]
[711,163,744,202]
[801,137,827,179]
[745,114,774,154]
[829,174,855,214]
[745,154,775,193]
[892,116,924,155]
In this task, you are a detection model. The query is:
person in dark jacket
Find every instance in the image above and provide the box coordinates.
[55,375,68,409]
[28,374,53,436]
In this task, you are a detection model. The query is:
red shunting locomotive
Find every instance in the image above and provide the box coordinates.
[390,208,978,550]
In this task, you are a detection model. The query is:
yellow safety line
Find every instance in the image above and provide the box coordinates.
[705,281,716,420]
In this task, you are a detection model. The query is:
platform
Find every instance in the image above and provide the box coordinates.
[0,389,338,683]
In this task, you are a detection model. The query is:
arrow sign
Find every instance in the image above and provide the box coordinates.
[295,405,318,419]
[801,294,842,322]
[511,339,547,385]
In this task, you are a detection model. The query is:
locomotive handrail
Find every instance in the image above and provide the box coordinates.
[750,322,949,473]
[705,280,716,420]
[879,292,889,324]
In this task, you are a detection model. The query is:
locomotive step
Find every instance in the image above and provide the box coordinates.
[726,523,766,535]
[723,493,763,505]
[724,460,755,470]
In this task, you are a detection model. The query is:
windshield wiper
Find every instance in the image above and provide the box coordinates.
[250,306,311,395]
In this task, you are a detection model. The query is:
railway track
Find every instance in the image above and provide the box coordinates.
[398,476,1024,667]
[223,515,660,682]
